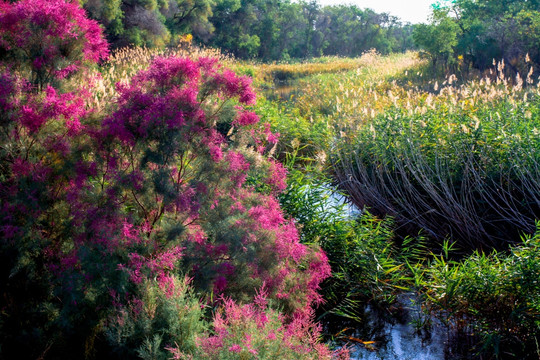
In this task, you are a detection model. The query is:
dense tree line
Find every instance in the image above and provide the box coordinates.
[81,0,415,60]
[414,0,540,73]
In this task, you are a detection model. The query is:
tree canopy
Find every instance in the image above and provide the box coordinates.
[82,0,416,60]
[414,0,540,72]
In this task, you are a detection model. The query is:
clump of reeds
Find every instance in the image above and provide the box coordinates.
[332,60,540,249]
[409,227,540,358]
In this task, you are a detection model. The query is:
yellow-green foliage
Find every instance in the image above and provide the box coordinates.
[291,51,422,122]
[252,56,373,84]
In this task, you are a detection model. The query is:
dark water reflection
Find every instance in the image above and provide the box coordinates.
[323,294,476,360]
[316,187,472,359]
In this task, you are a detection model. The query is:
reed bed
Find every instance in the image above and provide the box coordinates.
[291,51,422,121]
[330,61,540,249]
[253,53,376,83]
[248,51,424,163]
[410,228,540,357]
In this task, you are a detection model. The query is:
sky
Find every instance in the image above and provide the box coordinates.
[316,0,435,24]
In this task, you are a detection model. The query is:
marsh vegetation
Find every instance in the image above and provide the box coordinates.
[1,0,540,359]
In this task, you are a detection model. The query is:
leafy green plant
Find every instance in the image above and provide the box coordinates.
[412,225,540,358]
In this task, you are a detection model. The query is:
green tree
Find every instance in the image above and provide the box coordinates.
[421,0,540,71]
[163,0,216,42]
[209,0,260,58]
[413,10,460,71]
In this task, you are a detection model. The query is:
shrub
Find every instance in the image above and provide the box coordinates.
[0,0,109,89]
[93,55,330,314]
[0,4,333,357]
[106,277,206,359]
[187,292,348,360]
[0,73,98,359]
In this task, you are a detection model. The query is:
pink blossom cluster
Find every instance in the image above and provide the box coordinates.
[190,295,341,359]
[101,56,256,147]
[0,0,109,82]
[95,55,330,316]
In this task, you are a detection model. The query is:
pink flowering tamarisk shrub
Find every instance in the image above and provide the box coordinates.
[0,76,100,357]
[0,3,335,356]
[0,70,111,358]
[90,55,331,314]
[0,0,109,90]
[0,3,109,357]
[65,56,331,357]
[0,19,335,360]
[173,292,350,360]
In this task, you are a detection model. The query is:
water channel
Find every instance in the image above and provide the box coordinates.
[261,80,304,102]
[263,80,477,359]
[325,295,474,360]
[323,187,473,360]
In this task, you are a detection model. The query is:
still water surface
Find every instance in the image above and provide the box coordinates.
[343,295,463,360]
[321,191,473,360]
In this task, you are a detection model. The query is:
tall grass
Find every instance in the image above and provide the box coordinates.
[331,62,540,249]
[291,51,422,120]
[253,52,382,84]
